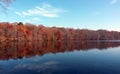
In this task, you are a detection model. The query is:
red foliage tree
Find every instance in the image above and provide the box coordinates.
[0,22,120,42]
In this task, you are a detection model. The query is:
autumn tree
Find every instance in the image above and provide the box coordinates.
[0,22,120,42]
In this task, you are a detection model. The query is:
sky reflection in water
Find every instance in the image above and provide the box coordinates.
[0,41,120,74]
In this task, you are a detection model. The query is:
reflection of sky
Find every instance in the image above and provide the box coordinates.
[13,61,59,73]
[0,47,120,74]
[0,55,61,74]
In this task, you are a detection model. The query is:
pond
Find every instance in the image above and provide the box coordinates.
[0,41,120,74]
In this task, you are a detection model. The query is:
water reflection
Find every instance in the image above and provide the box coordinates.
[0,41,120,60]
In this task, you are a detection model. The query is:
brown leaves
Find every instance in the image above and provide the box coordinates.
[0,22,120,42]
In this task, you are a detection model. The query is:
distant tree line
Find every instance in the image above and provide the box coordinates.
[0,22,120,42]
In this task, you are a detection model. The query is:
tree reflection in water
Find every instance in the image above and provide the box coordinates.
[0,41,120,60]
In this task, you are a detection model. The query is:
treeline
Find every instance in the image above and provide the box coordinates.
[0,41,120,60]
[0,22,120,42]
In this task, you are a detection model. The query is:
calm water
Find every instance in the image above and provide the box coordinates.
[0,41,120,74]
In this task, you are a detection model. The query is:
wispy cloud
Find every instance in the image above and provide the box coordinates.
[24,17,42,23]
[14,11,23,17]
[110,0,118,5]
[15,3,66,18]
[24,19,31,23]
[33,17,42,22]
[14,61,59,73]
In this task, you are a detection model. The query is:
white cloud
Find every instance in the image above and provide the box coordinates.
[23,17,43,24]
[14,11,23,17]
[24,19,31,23]
[110,0,118,5]
[33,17,42,22]
[15,3,66,18]
[14,61,59,73]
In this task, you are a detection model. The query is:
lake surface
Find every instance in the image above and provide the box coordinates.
[0,41,120,74]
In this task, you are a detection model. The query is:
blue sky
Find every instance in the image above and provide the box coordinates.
[0,0,120,31]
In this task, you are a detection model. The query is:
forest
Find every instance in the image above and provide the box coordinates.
[0,22,120,42]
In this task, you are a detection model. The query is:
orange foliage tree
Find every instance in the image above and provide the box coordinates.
[0,22,120,42]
